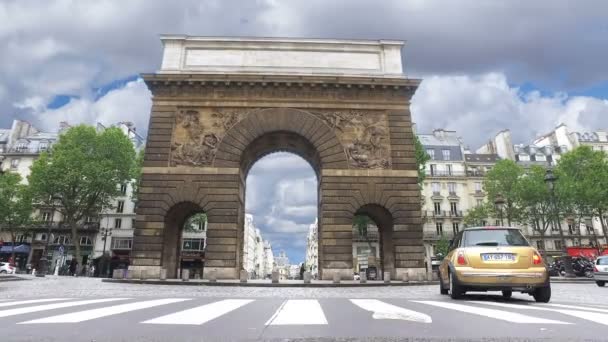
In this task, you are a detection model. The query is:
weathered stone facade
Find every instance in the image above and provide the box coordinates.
[130,36,424,280]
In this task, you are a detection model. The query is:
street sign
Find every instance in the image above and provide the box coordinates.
[58,244,64,255]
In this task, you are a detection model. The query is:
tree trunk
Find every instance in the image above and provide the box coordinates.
[70,219,82,266]
[10,231,16,265]
[599,209,608,245]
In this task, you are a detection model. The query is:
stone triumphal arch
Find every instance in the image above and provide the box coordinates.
[130,36,424,280]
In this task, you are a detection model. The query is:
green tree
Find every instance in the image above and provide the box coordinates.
[131,148,145,205]
[463,202,492,227]
[483,159,525,225]
[353,214,371,237]
[28,125,136,264]
[0,172,33,261]
[556,146,608,243]
[516,165,555,250]
[435,235,450,257]
[414,135,431,186]
[184,213,208,232]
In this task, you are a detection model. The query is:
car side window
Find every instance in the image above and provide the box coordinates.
[448,232,462,253]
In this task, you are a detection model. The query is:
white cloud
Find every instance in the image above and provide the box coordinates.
[411,73,608,148]
[27,78,152,132]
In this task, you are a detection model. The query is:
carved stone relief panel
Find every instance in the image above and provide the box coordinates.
[310,110,391,169]
[171,108,251,166]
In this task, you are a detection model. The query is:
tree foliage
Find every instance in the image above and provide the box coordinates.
[0,172,33,259]
[131,148,145,202]
[435,235,450,258]
[463,203,492,227]
[353,214,371,236]
[483,159,525,225]
[555,146,608,242]
[28,125,136,263]
[184,213,208,232]
[516,165,555,243]
[414,135,431,186]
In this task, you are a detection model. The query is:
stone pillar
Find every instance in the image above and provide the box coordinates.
[383,271,391,283]
[271,271,279,284]
[181,269,189,281]
[303,272,311,284]
[159,268,167,281]
[359,272,367,284]
[240,270,248,283]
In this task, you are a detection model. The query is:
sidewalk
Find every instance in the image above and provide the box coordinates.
[102,278,439,287]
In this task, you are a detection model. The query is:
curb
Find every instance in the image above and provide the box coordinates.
[102,279,440,287]
[0,275,29,283]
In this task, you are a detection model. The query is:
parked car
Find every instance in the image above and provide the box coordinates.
[0,262,16,274]
[438,226,551,302]
[594,256,608,287]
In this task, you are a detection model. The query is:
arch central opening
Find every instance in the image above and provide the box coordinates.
[241,131,320,280]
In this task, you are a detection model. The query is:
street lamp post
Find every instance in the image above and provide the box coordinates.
[494,194,505,226]
[544,169,575,278]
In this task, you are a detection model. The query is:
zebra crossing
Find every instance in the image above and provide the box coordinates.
[0,297,606,328]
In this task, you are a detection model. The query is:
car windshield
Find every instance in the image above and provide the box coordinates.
[463,229,529,247]
[598,258,608,265]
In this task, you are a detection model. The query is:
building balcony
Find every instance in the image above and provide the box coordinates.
[26,221,100,233]
[429,170,466,178]
[449,210,464,218]
[427,210,448,218]
[6,147,49,155]
[466,170,487,177]
[423,231,455,241]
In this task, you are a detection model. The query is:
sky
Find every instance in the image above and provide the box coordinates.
[1,0,607,263]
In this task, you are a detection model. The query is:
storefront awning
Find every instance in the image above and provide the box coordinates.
[0,244,31,254]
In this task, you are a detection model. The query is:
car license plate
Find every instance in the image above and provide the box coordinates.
[482,253,515,261]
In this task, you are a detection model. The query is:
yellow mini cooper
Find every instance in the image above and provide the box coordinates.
[438,227,551,302]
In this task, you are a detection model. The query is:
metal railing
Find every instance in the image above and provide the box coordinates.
[429,170,466,177]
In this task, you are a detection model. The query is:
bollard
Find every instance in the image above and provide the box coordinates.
[402,272,409,282]
[332,273,340,284]
[383,272,391,284]
[303,271,312,284]
[181,269,190,281]
[359,272,367,284]
[271,271,279,284]
[207,270,217,282]
[159,268,167,281]
[113,269,124,279]
[240,270,248,283]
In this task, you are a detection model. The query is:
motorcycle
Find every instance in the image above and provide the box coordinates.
[558,257,594,278]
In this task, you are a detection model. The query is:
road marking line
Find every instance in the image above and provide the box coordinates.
[0,298,128,318]
[142,299,253,325]
[265,299,328,325]
[414,301,569,324]
[0,299,69,308]
[20,298,190,324]
[542,303,608,313]
[350,299,431,323]
[469,301,608,326]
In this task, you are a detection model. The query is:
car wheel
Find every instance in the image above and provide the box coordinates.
[533,286,551,303]
[0,270,6,274]
[449,271,464,299]
[597,281,606,287]
[502,290,512,299]
[439,272,448,295]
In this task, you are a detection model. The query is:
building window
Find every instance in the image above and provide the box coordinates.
[15,142,27,152]
[568,224,575,234]
[551,223,559,232]
[442,149,451,161]
[554,240,563,250]
[476,199,483,206]
[41,211,52,222]
[435,222,443,235]
[116,201,125,213]
[182,238,205,252]
[427,149,435,160]
[53,235,70,245]
[39,142,48,151]
[430,164,437,176]
[433,202,442,215]
[447,182,456,195]
[114,218,122,229]
[446,164,453,175]
[10,158,19,169]
[536,154,546,162]
[481,220,487,226]
[431,182,440,195]
[495,220,500,226]
[452,222,459,234]
[450,202,458,215]
[120,184,127,195]
[587,225,595,235]
[474,182,482,193]
[536,240,545,250]
[80,236,93,245]
[39,233,48,242]
[112,238,133,250]
[15,234,26,243]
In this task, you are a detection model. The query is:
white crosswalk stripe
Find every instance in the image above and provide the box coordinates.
[414,300,570,324]
[470,301,608,326]
[0,298,128,318]
[542,303,608,313]
[265,299,328,325]
[21,298,190,324]
[142,299,253,325]
[350,299,432,323]
[0,299,69,308]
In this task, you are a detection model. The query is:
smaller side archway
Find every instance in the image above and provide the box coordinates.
[163,202,206,279]
[352,204,395,280]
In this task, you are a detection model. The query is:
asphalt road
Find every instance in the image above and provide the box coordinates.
[1,277,607,341]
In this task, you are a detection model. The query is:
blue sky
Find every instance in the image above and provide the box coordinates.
[1,0,608,264]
